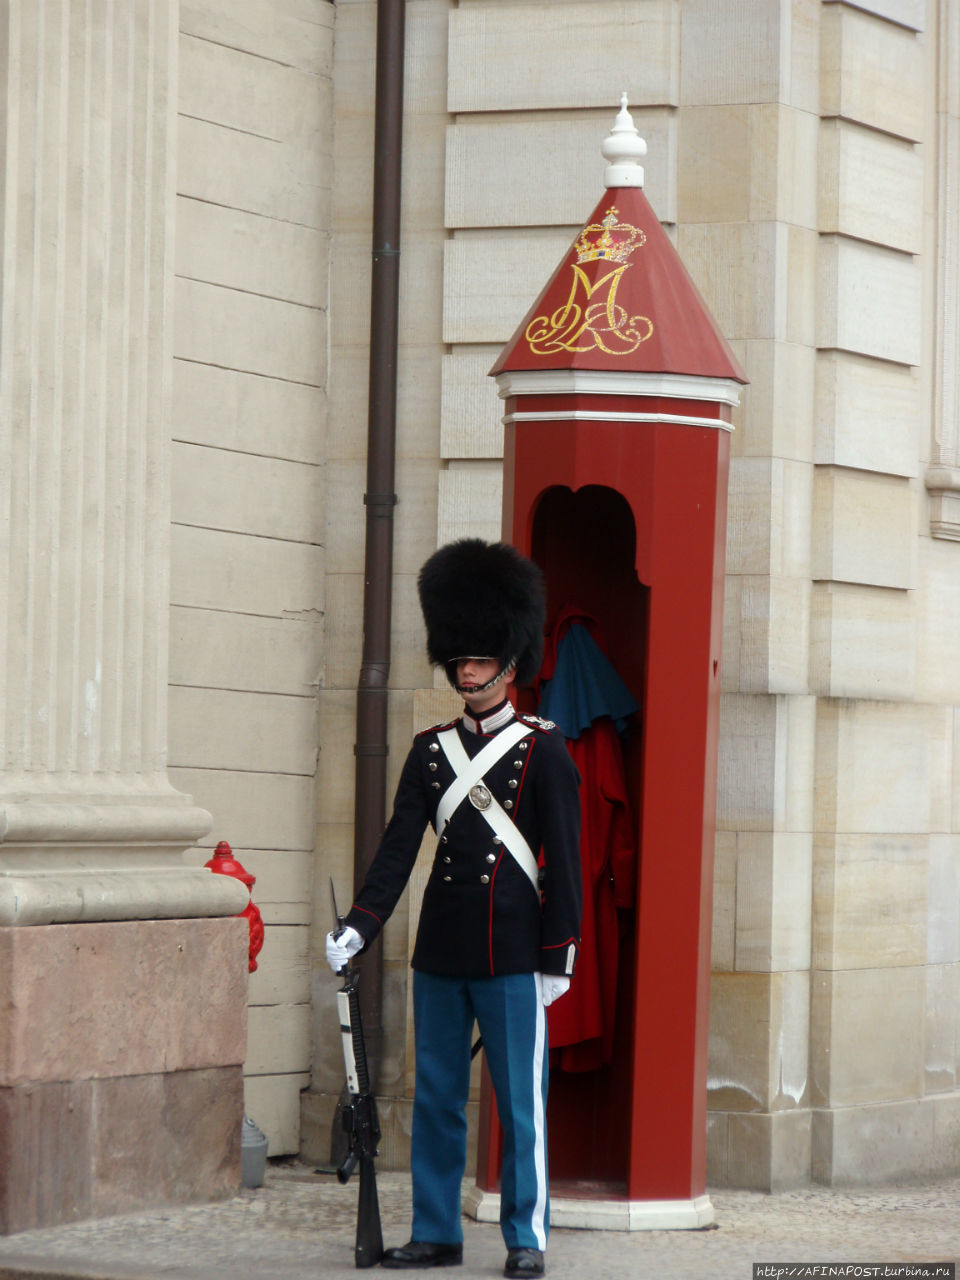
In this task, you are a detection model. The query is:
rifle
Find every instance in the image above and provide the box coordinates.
[331,881,384,1269]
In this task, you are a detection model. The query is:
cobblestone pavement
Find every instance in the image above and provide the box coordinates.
[0,1164,958,1280]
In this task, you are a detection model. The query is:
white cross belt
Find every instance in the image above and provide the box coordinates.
[435,723,540,893]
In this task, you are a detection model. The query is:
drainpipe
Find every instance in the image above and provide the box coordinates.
[353,0,405,1094]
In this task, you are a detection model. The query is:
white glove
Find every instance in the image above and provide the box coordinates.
[540,974,571,1007]
[326,926,363,973]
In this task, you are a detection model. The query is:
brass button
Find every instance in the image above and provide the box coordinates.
[504,799,514,811]
[432,782,441,790]
[429,762,438,772]
[443,856,451,864]
[443,874,452,883]
[507,778,518,789]
[519,742,528,751]
[480,874,490,885]
[429,742,439,753]
[514,760,523,769]
[492,836,502,846]
[441,834,448,843]
[486,852,496,864]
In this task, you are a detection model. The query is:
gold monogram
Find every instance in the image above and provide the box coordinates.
[525,206,653,357]
[525,263,654,357]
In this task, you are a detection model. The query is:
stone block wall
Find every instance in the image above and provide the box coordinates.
[166,0,335,1155]
[708,0,960,1189]
[304,0,453,1169]
[150,0,960,1190]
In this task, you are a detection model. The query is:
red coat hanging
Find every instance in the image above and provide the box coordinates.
[537,606,639,1072]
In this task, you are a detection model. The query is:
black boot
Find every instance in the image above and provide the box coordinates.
[381,1241,464,1269]
[504,1247,545,1278]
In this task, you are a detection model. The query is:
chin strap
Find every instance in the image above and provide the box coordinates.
[449,657,517,695]
[455,669,504,695]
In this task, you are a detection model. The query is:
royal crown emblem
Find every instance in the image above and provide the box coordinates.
[574,207,645,265]
[524,204,654,358]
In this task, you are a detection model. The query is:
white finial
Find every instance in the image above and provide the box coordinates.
[601,93,646,189]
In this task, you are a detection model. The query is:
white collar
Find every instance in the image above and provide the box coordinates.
[461,700,517,736]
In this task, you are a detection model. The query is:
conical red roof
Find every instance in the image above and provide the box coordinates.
[490,184,747,382]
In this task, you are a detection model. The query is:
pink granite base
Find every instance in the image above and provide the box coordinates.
[0,1067,244,1233]
[0,918,248,1234]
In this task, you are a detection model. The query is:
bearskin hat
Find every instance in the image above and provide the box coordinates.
[417,539,546,687]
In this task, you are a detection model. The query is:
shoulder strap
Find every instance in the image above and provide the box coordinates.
[435,723,539,893]
[434,720,529,832]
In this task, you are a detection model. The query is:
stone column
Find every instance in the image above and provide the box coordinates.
[0,2,248,1232]
[0,0,245,923]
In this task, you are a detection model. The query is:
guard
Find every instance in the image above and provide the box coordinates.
[327,538,582,1277]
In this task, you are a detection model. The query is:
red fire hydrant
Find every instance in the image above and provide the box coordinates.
[205,840,265,973]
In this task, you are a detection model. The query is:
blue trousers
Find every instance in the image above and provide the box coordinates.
[411,970,549,1251]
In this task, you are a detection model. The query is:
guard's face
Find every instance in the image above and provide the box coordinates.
[456,658,515,712]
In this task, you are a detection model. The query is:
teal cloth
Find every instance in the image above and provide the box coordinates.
[538,624,639,739]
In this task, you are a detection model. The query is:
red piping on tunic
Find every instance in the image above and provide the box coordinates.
[485,734,537,973]
[487,849,506,974]
[350,904,383,926]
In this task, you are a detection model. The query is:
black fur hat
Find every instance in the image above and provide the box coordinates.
[417,539,546,687]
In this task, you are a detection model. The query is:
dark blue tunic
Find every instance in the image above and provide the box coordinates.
[345,707,582,979]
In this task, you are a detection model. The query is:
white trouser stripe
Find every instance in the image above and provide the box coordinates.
[531,972,548,1251]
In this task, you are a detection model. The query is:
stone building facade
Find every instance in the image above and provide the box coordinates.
[2,0,959,1214]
